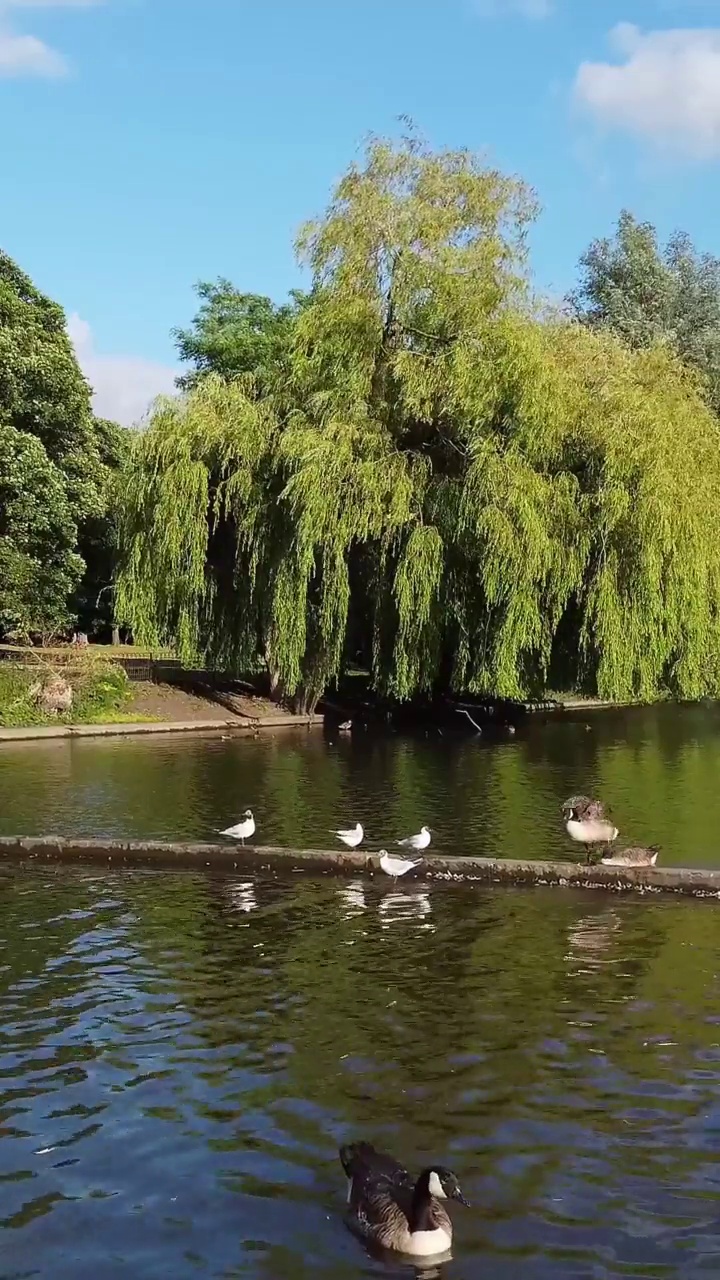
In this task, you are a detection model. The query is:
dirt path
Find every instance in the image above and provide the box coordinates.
[128,682,295,723]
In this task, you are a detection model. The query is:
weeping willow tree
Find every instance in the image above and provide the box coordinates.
[116,133,720,710]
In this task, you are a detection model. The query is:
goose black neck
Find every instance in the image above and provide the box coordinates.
[409,1169,438,1233]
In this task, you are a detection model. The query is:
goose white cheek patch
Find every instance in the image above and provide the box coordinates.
[428,1171,447,1199]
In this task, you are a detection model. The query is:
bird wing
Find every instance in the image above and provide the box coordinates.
[340,1143,414,1228]
[340,1142,411,1186]
[583,799,606,819]
[563,796,607,820]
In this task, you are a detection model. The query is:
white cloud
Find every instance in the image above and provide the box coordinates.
[68,314,178,428]
[0,28,65,72]
[0,0,101,78]
[474,0,552,15]
[574,23,720,157]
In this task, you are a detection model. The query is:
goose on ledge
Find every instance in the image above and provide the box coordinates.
[601,845,660,867]
[339,1141,469,1259]
[562,795,618,863]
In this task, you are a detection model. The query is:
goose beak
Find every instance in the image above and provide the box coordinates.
[453,1189,470,1207]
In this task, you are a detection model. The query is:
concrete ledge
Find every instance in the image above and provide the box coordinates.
[0,837,718,897]
[0,716,323,742]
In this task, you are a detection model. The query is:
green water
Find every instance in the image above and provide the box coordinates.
[1,705,720,1276]
[0,868,719,1277]
[0,702,718,864]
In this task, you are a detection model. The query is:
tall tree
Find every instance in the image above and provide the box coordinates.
[172,281,308,391]
[0,250,122,639]
[570,210,720,413]
[72,417,132,638]
[116,137,720,707]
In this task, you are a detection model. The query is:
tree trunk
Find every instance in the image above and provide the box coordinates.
[263,639,286,704]
[291,686,320,716]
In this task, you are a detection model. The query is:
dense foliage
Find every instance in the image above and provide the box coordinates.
[116,137,720,709]
[570,211,720,414]
[173,282,309,391]
[0,251,126,639]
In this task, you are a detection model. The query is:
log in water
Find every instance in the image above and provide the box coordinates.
[0,836,719,897]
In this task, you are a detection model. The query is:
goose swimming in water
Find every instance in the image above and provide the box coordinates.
[601,845,660,867]
[562,796,618,863]
[332,822,364,849]
[217,809,255,844]
[339,1142,469,1259]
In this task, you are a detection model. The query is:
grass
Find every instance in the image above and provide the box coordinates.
[0,656,135,728]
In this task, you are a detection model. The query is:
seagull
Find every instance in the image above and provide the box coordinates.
[218,809,255,844]
[379,850,423,882]
[397,826,431,852]
[332,822,364,849]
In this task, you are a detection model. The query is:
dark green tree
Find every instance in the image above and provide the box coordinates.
[570,210,720,413]
[172,280,309,391]
[0,249,123,639]
[72,417,132,638]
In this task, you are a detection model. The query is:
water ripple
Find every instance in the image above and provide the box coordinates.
[0,869,720,1276]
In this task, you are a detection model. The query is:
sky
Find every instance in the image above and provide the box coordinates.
[3,0,720,425]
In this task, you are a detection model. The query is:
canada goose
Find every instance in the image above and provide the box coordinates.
[332,822,364,849]
[379,850,423,882]
[217,809,255,844]
[601,845,660,867]
[397,825,432,852]
[339,1142,469,1258]
[561,795,618,863]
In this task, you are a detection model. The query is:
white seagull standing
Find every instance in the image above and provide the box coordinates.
[331,822,364,849]
[218,809,256,844]
[379,849,423,881]
[396,825,432,853]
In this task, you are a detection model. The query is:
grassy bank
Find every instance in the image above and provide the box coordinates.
[0,656,145,728]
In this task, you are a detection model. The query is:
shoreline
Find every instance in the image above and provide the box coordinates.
[0,714,322,743]
[0,693,645,741]
[0,837,718,897]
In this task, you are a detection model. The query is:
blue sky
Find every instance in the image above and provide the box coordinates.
[2,0,720,423]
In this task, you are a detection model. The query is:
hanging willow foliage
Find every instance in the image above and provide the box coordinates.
[116,135,720,708]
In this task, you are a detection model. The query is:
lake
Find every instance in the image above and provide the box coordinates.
[1,702,720,863]
[1,705,720,1276]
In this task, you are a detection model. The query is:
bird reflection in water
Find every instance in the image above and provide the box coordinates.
[378,888,433,931]
[337,880,367,917]
[565,907,622,973]
[224,880,258,914]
